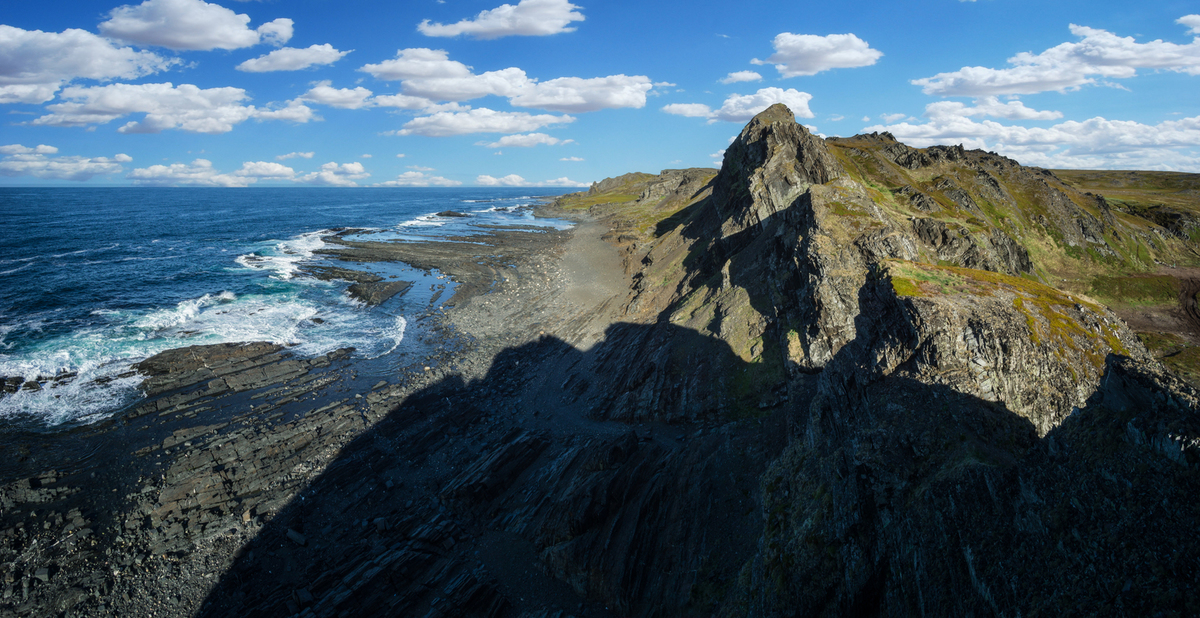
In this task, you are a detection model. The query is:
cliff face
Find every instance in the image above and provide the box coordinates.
[612,104,1149,430]
[558,103,1200,615]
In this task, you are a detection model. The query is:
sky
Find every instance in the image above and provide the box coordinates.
[0,0,1198,187]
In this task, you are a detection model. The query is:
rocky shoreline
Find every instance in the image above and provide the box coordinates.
[3,105,1199,617]
[0,210,631,617]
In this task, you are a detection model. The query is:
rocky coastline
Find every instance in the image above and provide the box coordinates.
[2,105,1199,617]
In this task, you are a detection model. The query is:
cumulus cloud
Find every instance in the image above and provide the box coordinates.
[0,25,177,104]
[880,112,907,123]
[361,48,651,112]
[476,132,569,148]
[418,0,584,39]
[128,159,252,186]
[299,81,374,109]
[360,48,472,81]
[661,103,713,118]
[662,87,815,123]
[28,82,311,133]
[237,44,350,72]
[508,75,652,112]
[720,71,762,84]
[1180,15,1200,36]
[297,161,369,186]
[0,145,130,181]
[913,20,1200,96]
[234,161,295,178]
[751,33,883,77]
[926,96,1063,120]
[99,0,292,51]
[397,108,574,136]
[560,156,583,161]
[864,102,1200,170]
[371,93,443,110]
[0,144,58,155]
[252,100,316,123]
[476,173,584,186]
[375,171,462,186]
[276,151,314,160]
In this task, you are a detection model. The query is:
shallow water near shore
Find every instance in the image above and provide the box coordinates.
[0,187,571,428]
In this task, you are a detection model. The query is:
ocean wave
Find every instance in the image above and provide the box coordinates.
[51,243,119,259]
[0,263,33,276]
[235,230,328,280]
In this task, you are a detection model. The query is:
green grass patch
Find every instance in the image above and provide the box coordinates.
[1088,275,1179,306]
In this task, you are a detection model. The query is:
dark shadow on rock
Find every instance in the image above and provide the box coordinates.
[747,272,1200,616]
[198,321,793,618]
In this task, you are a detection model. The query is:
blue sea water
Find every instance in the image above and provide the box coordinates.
[0,187,571,428]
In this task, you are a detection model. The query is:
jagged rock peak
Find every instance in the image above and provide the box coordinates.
[713,103,843,236]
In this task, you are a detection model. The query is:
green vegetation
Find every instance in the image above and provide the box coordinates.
[1137,332,1200,388]
[554,170,718,236]
[1054,169,1200,211]
[1088,275,1180,307]
[885,259,1129,368]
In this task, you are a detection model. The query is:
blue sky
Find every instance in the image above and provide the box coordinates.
[1,0,1198,187]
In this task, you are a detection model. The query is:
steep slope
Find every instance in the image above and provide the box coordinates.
[554,103,1200,615]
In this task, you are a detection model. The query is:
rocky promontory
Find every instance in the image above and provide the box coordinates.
[2,104,1199,617]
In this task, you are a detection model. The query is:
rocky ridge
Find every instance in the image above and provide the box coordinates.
[0,104,1197,617]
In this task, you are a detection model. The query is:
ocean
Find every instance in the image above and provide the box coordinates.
[0,187,572,429]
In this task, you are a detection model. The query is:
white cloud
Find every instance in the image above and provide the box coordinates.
[664,87,815,124]
[403,67,532,101]
[99,0,293,51]
[0,144,58,155]
[540,177,587,186]
[360,154,372,158]
[926,96,1063,120]
[0,25,177,104]
[478,173,530,186]
[395,153,406,158]
[128,159,252,186]
[0,145,129,181]
[361,48,650,112]
[372,93,441,110]
[375,171,461,186]
[299,81,374,109]
[913,20,1200,96]
[751,33,883,77]
[237,44,350,72]
[560,156,583,161]
[864,102,1200,170]
[880,112,907,123]
[360,48,472,81]
[276,151,314,160]
[476,173,584,186]
[418,0,584,39]
[407,165,435,171]
[297,161,369,186]
[714,88,814,122]
[830,114,845,121]
[710,149,726,163]
[720,71,763,84]
[662,103,713,118]
[509,75,652,112]
[28,82,311,132]
[253,100,316,123]
[235,161,295,178]
[397,108,574,136]
[1180,15,1200,36]
[476,132,569,148]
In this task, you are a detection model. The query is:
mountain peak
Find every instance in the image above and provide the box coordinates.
[713,104,842,236]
